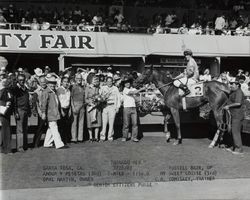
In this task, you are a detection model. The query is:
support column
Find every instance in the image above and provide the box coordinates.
[210,57,221,78]
[58,54,65,72]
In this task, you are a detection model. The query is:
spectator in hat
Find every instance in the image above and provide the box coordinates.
[106,67,113,77]
[32,75,48,148]
[44,66,51,76]
[121,76,145,142]
[71,73,86,143]
[13,73,31,152]
[236,69,244,78]
[224,77,245,155]
[41,74,67,149]
[28,68,43,92]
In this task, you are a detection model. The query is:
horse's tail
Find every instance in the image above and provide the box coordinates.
[219,109,232,133]
[225,109,232,133]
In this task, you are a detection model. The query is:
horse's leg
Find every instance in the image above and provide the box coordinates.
[170,107,182,145]
[163,114,171,142]
[209,109,223,148]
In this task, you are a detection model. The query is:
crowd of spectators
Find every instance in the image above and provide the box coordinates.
[0,2,250,35]
[0,53,250,154]
[0,4,132,33]
[0,56,150,154]
[3,0,250,10]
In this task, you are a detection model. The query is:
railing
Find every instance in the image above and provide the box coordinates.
[1,22,250,36]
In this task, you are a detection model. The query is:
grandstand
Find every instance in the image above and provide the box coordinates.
[0,0,250,76]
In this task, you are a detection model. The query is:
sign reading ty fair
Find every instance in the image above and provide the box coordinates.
[0,30,95,53]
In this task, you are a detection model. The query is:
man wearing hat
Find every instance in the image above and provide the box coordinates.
[17,67,24,74]
[224,77,244,155]
[44,66,51,76]
[40,74,67,149]
[32,75,48,148]
[173,49,199,96]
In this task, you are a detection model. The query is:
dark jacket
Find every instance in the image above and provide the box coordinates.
[12,85,30,114]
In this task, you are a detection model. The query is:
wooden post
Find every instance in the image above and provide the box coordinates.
[58,54,65,72]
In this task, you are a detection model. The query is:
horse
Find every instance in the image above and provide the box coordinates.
[134,68,231,146]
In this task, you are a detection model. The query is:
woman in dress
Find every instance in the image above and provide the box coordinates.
[85,74,102,142]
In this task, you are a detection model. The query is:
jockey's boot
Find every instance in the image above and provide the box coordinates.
[179,84,190,96]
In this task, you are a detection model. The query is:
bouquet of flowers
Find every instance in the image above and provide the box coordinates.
[135,92,165,114]
[87,92,111,113]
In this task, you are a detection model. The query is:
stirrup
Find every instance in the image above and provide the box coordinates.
[181,89,190,96]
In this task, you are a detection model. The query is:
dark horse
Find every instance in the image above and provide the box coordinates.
[135,68,230,146]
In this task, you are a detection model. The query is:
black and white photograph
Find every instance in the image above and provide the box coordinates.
[0,0,250,199]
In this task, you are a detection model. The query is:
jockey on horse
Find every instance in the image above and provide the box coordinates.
[173,49,199,96]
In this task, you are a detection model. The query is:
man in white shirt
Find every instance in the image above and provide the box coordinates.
[100,77,121,141]
[122,77,145,142]
[57,76,71,144]
[215,14,226,35]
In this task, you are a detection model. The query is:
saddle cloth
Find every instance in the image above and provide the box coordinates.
[178,81,204,97]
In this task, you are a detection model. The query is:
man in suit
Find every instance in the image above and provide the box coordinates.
[13,73,31,152]
[71,73,85,143]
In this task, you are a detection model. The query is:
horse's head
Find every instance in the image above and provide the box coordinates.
[134,67,155,88]
[134,66,173,88]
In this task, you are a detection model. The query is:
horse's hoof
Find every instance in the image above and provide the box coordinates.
[208,144,214,148]
[173,139,182,145]
[166,137,170,143]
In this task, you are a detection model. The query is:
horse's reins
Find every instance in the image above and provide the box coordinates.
[157,81,173,89]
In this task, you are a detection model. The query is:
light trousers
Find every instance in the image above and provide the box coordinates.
[44,121,64,149]
[100,105,116,140]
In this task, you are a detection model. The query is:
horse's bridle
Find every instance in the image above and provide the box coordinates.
[157,81,173,89]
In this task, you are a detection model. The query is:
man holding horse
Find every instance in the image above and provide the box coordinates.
[224,77,245,155]
[173,49,199,96]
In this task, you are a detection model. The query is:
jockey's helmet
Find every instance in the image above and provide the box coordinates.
[184,49,193,56]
